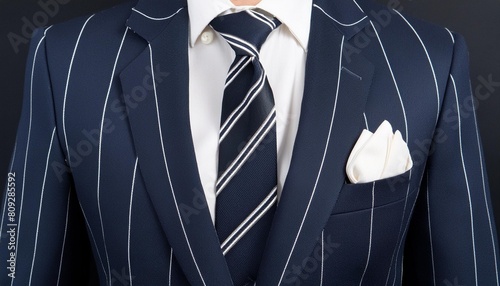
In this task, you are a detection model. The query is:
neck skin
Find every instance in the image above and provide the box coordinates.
[231,0,261,5]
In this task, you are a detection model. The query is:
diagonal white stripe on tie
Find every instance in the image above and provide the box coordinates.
[216,110,276,195]
[221,187,278,255]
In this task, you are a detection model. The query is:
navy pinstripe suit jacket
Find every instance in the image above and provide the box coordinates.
[1,0,499,285]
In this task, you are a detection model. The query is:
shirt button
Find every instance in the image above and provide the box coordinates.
[200,30,214,45]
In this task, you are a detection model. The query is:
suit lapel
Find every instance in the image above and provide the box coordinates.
[119,1,233,285]
[257,1,374,284]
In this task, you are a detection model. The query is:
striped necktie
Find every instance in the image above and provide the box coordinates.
[210,10,281,286]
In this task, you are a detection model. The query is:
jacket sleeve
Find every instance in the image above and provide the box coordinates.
[0,27,94,285]
[403,32,500,285]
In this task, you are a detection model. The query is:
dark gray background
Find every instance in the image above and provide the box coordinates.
[0,0,499,282]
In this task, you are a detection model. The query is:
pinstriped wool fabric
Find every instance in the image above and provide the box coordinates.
[2,0,499,285]
[210,10,281,285]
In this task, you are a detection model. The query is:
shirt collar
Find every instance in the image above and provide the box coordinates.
[187,0,312,51]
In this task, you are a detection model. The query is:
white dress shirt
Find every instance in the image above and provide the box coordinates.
[187,0,312,222]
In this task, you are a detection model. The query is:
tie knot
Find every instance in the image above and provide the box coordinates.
[210,10,281,56]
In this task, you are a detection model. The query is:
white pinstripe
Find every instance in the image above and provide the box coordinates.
[62,14,95,165]
[11,27,51,286]
[127,157,139,286]
[10,144,17,167]
[358,114,372,286]
[359,182,375,286]
[28,127,56,285]
[394,9,440,123]
[277,35,346,285]
[56,191,71,286]
[363,113,369,130]
[368,20,414,286]
[400,251,404,284]
[369,21,408,141]
[0,143,17,242]
[450,74,478,286]
[426,174,437,286]
[132,7,184,21]
[388,207,413,284]
[445,28,455,43]
[313,4,368,27]
[471,82,499,286]
[385,12,448,282]
[79,203,108,282]
[148,44,207,286]
[169,248,173,286]
[352,0,365,13]
[320,230,324,286]
[96,27,129,286]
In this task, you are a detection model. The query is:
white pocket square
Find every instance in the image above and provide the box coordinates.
[346,120,413,184]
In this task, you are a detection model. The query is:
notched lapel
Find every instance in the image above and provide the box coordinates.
[257,3,374,285]
[119,5,233,286]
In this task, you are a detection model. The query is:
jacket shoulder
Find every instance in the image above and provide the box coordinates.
[32,1,145,102]
[44,1,137,46]
[358,0,456,54]
[355,0,460,76]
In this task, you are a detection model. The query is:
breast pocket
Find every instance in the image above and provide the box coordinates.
[331,170,414,215]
